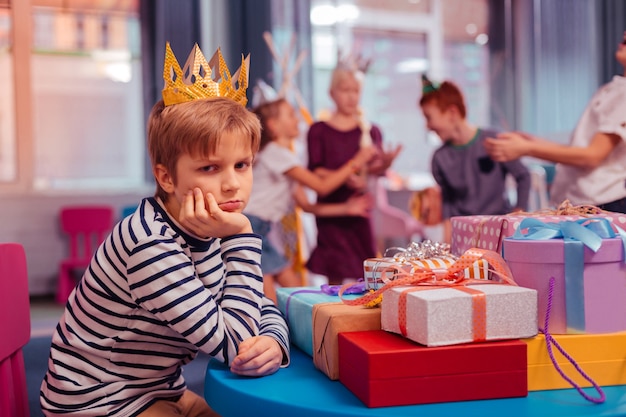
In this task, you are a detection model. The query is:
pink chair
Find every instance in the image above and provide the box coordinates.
[372,178,425,254]
[0,243,30,417]
[57,205,114,304]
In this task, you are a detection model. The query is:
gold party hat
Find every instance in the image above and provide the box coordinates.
[162,42,250,107]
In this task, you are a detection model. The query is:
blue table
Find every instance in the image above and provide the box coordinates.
[205,347,626,417]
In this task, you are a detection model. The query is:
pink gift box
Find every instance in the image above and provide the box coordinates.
[503,237,626,334]
[450,212,626,256]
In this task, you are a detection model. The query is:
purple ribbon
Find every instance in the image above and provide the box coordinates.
[283,280,366,321]
[541,276,605,404]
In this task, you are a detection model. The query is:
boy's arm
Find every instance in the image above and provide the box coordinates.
[229,298,291,376]
[127,234,263,366]
[285,146,376,197]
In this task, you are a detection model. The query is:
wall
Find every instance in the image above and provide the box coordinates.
[1,191,149,296]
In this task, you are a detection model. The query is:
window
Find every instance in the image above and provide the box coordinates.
[2,0,143,191]
[31,0,142,191]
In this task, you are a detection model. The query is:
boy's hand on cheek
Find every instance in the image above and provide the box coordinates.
[230,336,283,377]
[178,188,252,238]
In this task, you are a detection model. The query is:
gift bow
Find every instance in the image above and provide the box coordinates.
[511,217,626,262]
[341,248,516,305]
[340,248,518,341]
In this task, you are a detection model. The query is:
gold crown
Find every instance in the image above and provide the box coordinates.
[162,42,250,107]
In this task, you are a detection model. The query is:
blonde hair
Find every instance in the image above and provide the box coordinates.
[147,97,261,201]
[329,67,363,91]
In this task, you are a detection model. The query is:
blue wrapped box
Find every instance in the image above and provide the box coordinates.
[276,287,381,380]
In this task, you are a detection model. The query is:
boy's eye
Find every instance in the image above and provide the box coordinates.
[200,165,217,172]
[235,161,251,169]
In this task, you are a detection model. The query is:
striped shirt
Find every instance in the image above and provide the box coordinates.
[40,197,290,416]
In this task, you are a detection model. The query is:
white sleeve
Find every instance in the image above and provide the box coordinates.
[597,83,626,141]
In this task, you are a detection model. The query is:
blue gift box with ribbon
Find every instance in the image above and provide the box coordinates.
[502,217,626,334]
[276,286,374,357]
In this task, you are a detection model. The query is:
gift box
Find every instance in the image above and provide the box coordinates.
[381,284,538,347]
[503,225,626,334]
[450,211,626,256]
[524,332,626,390]
[338,330,527,407]
[276,287,381,380]
[364,255,489,290]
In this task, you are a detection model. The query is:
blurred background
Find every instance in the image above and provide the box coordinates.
[0,0,624,295]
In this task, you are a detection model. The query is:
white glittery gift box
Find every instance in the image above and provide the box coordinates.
[381,284,538,347]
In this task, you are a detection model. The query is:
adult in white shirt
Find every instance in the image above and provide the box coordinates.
[485,31,626,213]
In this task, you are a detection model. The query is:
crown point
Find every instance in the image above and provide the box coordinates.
[161,43,250,107]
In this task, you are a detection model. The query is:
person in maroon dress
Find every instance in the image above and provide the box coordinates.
[306,60,402,285]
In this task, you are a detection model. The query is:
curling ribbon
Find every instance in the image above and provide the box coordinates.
[340,248,516,306]
[542,277,605,403]
[339,248,517,341]
[509,217,626,332]
[366,241,462,290]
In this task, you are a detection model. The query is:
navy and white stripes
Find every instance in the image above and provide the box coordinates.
[41,197,290,416]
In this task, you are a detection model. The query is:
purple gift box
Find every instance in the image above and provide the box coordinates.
[502,218,626,334]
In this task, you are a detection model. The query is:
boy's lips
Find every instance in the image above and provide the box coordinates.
[218,200,243,212]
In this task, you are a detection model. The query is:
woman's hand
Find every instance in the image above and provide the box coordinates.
[484,132,533,162]
[368,143,403,174]
[230,336,285,377]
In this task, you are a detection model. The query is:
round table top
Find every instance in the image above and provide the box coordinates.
[204,347,626,417]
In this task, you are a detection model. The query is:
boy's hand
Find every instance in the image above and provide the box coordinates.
[178,188,252,238]
[230,336,284,377]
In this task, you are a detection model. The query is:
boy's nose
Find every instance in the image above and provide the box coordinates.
[221,169,240,192]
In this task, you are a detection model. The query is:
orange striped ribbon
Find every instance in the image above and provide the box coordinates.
[340,247,516,308]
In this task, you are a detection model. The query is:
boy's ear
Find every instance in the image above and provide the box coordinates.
[153,164,175,193]
[446,105,461,119]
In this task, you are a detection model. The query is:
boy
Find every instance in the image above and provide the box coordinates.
[40,44,290,416]
[419,75,530,243]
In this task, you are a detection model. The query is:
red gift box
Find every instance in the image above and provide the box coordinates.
[338,330,527,408]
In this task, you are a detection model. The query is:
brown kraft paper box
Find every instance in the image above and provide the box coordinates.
[312,303,382,380]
